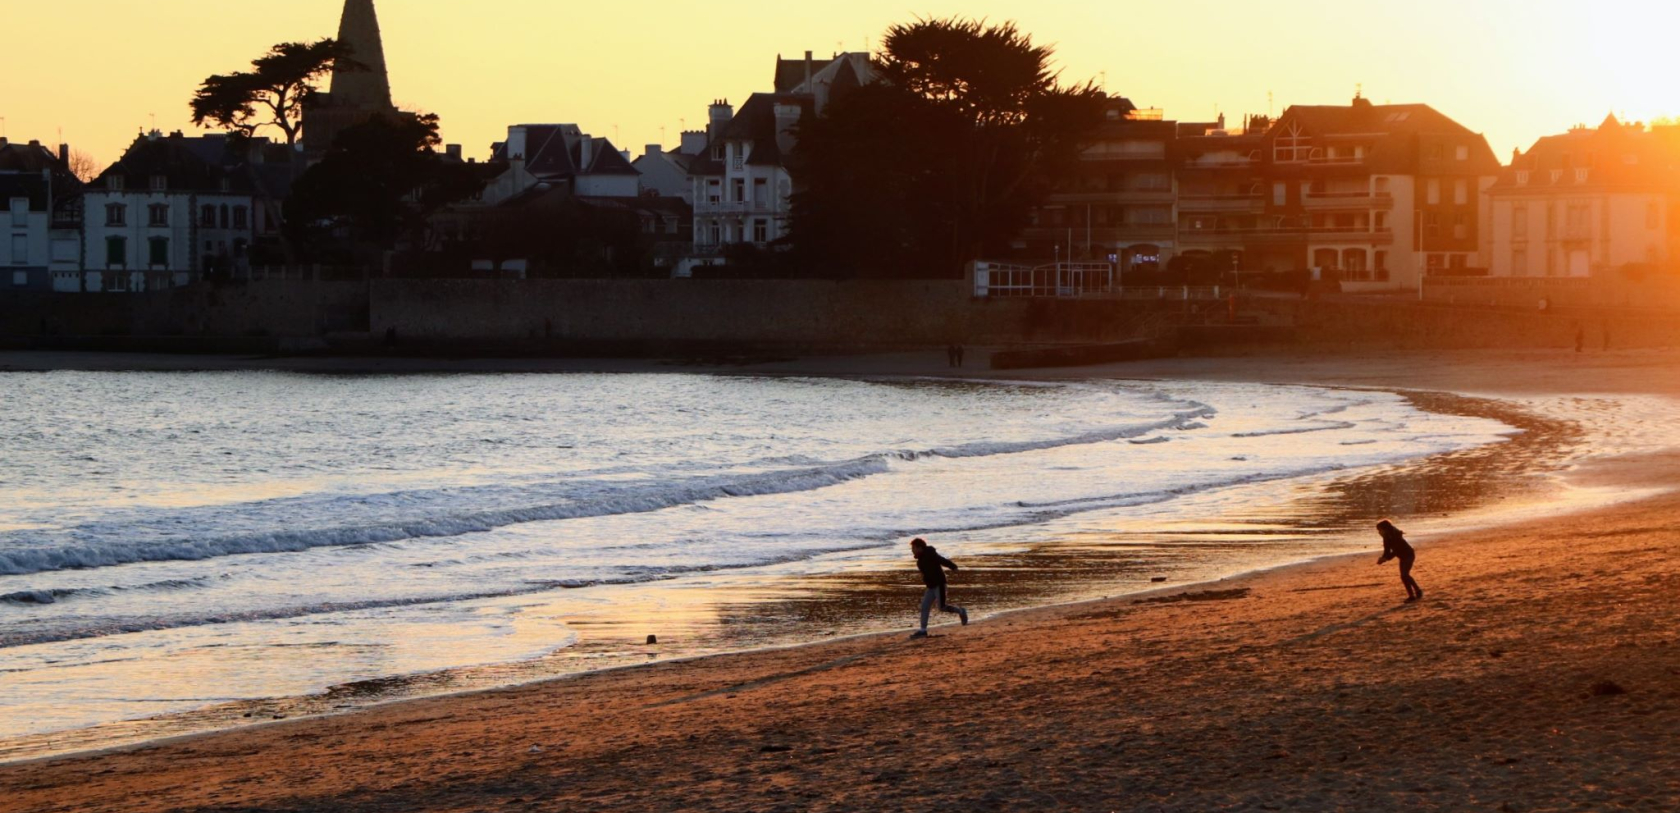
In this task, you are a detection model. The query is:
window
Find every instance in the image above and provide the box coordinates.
[233,206,248,229]
[105,203,127,226]
[1574,168,1589,184]
[1546,248,1556,276]
[1374,251,1389,281]
[753,219,768,243]
[1425,212,1441,239]
[1453,213,1469,240]
[105,236,126,268]
[1273,122,1311,163]
[8,197,25,219]
[731,178,745,203]
[1512,248,1528,276]
[150,176,167,192]
[1427,253,1445,271]
[11,271,24,287]
[148,237,169,267]
[1513,205,1528,239]
[1343,249,1367,277]
[1456,145,1470,161]
[1449,254,1467,270]
[1375,211,1390,232]
[1454,179,1468,206]
[1272,182,1287,206]
[148,204,169,227]
[1427,178,1441,205]
[202,205,217,227]
[752,178,767,206]
[731,144,744,171]
[706,179,721,204]
[1516,171,1530,186]
[108,175,124,191]
[11,234,26,264]
[219,205,229,229]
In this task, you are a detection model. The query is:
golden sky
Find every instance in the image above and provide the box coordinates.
[1,0,1668,169]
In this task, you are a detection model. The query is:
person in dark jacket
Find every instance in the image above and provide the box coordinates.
[1376,519,1423,602]
[909,537,968,638]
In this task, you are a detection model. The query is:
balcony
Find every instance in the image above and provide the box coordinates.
[1178,194,1264,214]
[1049,189,1175,205]
[695,199,780,215]
[1024,224,1177,242]
[1303,191,1393,210]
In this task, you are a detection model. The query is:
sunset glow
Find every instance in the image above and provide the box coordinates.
[2,0,1673,166]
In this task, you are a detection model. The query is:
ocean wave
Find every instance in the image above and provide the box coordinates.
[0,410,1213,578]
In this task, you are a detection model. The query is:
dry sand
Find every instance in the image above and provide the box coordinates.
[3,348,1679,812]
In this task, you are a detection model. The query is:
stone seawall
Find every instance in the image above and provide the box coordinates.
[0,281,368,341]
[368,279,1160,350]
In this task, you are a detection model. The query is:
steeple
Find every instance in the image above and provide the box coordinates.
[330,0,392,110]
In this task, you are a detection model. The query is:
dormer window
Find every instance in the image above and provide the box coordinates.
[1574,168,1589,184]
[1456,145,1470,161]
[1273,122,1311,163]
[219,178,232,193]
[108,176,125,192]
[1550,169,1564,183]
[1516,170,1530,185]
[150,175,167,192]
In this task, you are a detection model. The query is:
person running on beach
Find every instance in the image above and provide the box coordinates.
[909,538,968,638]
[1376,519,1423,602]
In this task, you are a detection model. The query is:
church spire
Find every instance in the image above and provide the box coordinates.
[330,0,392,110]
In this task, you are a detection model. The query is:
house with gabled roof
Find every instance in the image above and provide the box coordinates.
[0,138,82,292]
[685,52,872,272]
[1487,115,1680,278]
[479,124,640,205]
[78,131,285,291]
[1252,96,1500,290]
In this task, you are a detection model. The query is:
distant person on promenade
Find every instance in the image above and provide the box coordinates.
[955,344,966,367]
[909,537,968,638]
[1376,520,1423,602]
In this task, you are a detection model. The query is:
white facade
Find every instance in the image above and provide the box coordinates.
[79,182,256,291]
[2,186,49,291]
[1491,191,1670,277]
[481,125,639,206]
[693,141,794,250]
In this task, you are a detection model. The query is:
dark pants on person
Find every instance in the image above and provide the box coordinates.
[1399,552,1421,598]
[920,585,964,631]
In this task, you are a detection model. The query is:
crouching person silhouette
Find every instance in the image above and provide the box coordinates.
[1376,520,1423,602]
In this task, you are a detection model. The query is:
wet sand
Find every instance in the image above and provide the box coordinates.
[3,349,1679,811]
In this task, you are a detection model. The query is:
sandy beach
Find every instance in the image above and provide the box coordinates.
[3,348,1679,812]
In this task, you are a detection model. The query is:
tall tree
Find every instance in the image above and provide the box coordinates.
[285,112,484,258]
[191,39,359,146]
[791,17,1104,278]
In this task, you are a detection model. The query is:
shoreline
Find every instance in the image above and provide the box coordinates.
[4,348,1679,811]
[0,382,1583,762]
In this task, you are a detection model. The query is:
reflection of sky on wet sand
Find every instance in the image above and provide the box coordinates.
[0,392,1590,762]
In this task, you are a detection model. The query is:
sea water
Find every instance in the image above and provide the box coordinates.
[0,371,1517,748]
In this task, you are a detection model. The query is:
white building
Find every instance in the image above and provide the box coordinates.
[77,131,263,292]
[632,130,708,204]
[688,52,872,266]
[0,139,81,292]
[1488,115,1679,278]
[479,124,640,206]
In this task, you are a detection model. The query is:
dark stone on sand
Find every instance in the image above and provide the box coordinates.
[1589,680,1627,697]
[1151,577,1168,583]
[646,634,658,645]
[759,744,793,753]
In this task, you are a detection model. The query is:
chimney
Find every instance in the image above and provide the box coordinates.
[804,50,814,89]
[579,134,594,170]
[446,143,462,161]
[708,100,733,140]
[680,130,708,155]
[58,143,69,164]
[0,137,8,146]
[507,126,528,164]
[645,144,664,158]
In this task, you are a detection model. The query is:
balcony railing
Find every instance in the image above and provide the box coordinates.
[1303,191,1393,210]
[695,199,780,215]
[1178,194,1264,213]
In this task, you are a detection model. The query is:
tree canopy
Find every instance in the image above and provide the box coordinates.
[190,39,358,146]
[790,18,1105,278]
[285,112,484,259]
